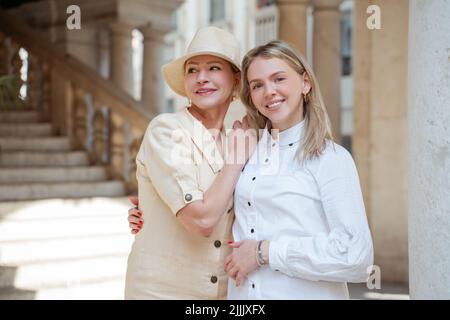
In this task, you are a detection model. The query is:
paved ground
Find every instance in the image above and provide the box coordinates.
[349,282,409,300]
[0,197,410,300]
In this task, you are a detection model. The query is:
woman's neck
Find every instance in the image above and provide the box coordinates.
[188,103,229,137]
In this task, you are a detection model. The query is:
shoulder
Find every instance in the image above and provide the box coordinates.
[141,111,191,153]
[306,140,356,177]
[320,140,353,164]
[147,112,183,131]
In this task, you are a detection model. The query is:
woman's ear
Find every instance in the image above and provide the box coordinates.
[302,72,312,95]
[235,71,241,86]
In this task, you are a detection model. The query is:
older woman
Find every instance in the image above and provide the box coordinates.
[124,26,256,299]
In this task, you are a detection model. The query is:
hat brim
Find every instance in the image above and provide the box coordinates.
[161,51,241,97]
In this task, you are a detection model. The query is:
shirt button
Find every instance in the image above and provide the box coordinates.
[289,143,293,147]
[265,158,269,163]
[210,276,218,284]
[214,240,221,248]
[252,177,256,181]
[251,228,254,233]
[252,284,255,289]
[272,143,276,147]
[248,202,251,206]
[184,193,192,202]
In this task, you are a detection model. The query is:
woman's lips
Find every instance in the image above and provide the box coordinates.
[265,98,285,110]
[195,88,217,96]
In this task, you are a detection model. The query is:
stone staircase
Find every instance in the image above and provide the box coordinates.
[0,110,126,201]
[0,109,134,299]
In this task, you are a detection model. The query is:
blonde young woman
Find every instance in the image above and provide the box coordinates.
[124,26,256,299]
[223,40,374,299]
[129,40,374,300]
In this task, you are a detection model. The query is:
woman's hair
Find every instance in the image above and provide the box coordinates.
[240,40,334,161]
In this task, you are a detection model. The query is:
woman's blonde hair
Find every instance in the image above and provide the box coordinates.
[240,40,334,161]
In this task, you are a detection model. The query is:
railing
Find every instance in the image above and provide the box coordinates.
[254,4,279,46]
[0,10,155,193]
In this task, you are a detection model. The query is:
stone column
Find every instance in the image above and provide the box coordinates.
[278,0,309,54]
[313,0,342,142]
[109,21,135,97]
[138,23,170,116]
[408,0,450,299]
[353,0,409,283]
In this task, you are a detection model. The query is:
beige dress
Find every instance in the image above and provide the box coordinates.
[125,108,234,299]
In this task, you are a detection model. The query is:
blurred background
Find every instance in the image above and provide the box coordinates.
[0,0,448,299]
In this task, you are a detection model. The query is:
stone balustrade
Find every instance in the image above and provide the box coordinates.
[0,10,153,194]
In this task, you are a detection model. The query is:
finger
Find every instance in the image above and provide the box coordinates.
[224,259,234,273]
[229,240,243,248]
[128,207,142,217]
[228,266,239,280]
[232,120,242,129]
[128,195,139,206]
[241,115,249,129]
[236,272,246,287]
[129,222,141,229]
[131,228,141,235]
[224,254,233,267]
[127,215,143,225]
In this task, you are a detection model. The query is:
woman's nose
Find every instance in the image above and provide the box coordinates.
[196,70,210,84]
[264,83,277,97]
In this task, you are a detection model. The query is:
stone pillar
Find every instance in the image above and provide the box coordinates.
[278,0,309,54]
[138,23,170,115]
[313,0,342,142]
[353,0,409,283]
[109,21,135,97]
[408,0,450,299]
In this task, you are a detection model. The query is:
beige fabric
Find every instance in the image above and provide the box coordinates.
[125,107,234,299]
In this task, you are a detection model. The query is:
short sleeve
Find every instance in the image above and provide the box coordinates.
[137,114,203,215]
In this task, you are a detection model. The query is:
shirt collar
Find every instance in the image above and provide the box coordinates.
[263,119,306,147]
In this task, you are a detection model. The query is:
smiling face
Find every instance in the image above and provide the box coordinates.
[183,55,239,111]
[247,56,311,131]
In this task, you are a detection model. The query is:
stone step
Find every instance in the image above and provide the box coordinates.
[0,197,132,220]
[0,234,132,265]
[0,212,130,242]
[0,123,52,137]
[0,197,133,298]
[0,279,125,300]
[0,255,128,290]
[0,181,126,201]
[0,151,89,167]
[0,111,40,123]
[0,136,71,151]
[0,166,108,183]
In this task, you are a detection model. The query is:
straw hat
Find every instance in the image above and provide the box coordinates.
[161,26,241,97]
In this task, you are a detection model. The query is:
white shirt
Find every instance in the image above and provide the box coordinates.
[228,120,374,300]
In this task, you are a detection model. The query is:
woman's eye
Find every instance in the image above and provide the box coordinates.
[252,83,262,90]
[210,66,221,71]
[275,77,285,82]
[187,67,197,74]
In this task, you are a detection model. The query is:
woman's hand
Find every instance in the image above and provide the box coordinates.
[127,195,144,235]
[224,239,260,287]
[226,116,257,166]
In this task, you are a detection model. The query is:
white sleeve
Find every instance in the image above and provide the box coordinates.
[268,144,374,283]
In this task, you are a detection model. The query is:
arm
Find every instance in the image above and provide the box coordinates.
[136,115,256,238]
[176,162,243,237]
[176,118,257,237]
